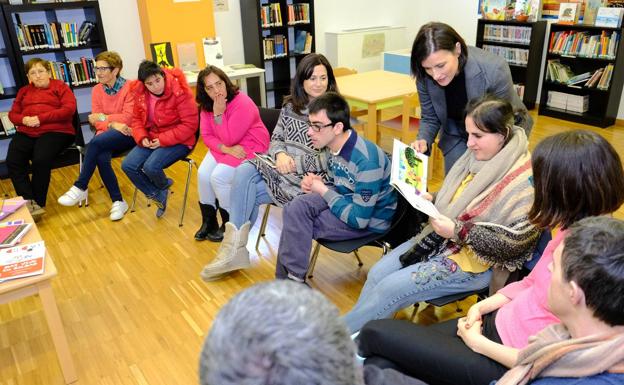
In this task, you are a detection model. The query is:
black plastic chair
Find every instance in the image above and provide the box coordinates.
[306,194,408,279]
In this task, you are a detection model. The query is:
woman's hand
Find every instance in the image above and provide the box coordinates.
[411,139,428,153]
[420,191,433,201]
[149,138,161,149]
[141,138,152,147]
[88,113,102,126]
[22,116,40,127]
[464,303,483,328]
[430,215,456,239]
[224,144,246,159]
[110,122,131,136]
[213,93,227,117]
[457,317,486,353]
[275,153,295,174]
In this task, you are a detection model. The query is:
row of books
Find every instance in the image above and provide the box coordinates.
[15,19,96,52]
[546,59,614,90]
[287,3,310,24]
[482,24,532,45]
[293,30,313,54]
[260,3,283,27]
[49,57,98,86]
[0,112,16,137]
[263,35,288,59]
[482,44,529,67]
[547,91,588,113]
[548,30,620,59]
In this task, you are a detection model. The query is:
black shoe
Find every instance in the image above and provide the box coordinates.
[217,207,229,238]
[195,202,223,241]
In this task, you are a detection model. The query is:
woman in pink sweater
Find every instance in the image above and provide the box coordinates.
[57,51,136,221]
[356,130,624,385]
[194,66,269,241]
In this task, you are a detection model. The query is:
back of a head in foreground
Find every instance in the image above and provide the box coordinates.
[199,280,362,385]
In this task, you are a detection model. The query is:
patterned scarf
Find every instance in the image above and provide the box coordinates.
[497,324,624,385]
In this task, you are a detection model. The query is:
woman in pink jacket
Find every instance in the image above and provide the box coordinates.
[121,60,198,218]
[58,51,136,221]
[194,66,269,241]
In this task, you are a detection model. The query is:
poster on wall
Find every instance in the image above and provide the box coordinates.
[213,0,229,12]
[361,33,385,58]
[150,42,175,68]
[177,42,199,71]
[203,37,224,68]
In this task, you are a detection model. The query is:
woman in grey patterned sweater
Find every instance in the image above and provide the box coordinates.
[200,53,339,281]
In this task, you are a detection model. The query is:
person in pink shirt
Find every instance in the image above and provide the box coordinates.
[356,130,624,385]
[57,51,137,221]
[194,66,269,242]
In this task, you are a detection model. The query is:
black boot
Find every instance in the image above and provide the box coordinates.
[195,202,223,242]
[217,207,229,237]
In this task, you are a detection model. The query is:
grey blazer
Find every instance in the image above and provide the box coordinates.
[416,46,533,154]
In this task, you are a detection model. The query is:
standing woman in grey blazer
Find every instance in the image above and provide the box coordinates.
[411,22,533,174]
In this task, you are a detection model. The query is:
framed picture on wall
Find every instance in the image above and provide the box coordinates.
[150,42,175,68]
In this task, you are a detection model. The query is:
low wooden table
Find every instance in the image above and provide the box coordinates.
[336,70,416,143]
[0,204,76,383]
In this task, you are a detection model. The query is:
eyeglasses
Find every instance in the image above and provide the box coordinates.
[205,80,225,92]
[307,121,334,132]
[94,66,113,72]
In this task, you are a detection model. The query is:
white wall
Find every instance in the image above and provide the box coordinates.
[109,0,624,119]
[98,0,145,79]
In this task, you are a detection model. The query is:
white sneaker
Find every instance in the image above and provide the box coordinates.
[58,186,87,206]
[109,200,129,221]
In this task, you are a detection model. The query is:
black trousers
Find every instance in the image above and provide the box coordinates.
[357,314,508,385]
[6,131,75,207]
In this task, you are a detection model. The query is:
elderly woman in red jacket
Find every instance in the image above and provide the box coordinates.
[121,60,197,218]
[7,57,76,220]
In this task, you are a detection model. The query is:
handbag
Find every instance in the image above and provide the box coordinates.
[399,231,446,268]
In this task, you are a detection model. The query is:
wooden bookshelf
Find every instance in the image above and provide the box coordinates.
[240,0,315,108]
[538,23,624,128]
[476,19,547,110]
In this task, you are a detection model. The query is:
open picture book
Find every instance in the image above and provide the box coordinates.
[390,139,441,219]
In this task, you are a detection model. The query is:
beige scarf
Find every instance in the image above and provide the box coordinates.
[497,324,624,385]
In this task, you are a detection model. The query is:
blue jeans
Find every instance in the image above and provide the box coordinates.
[343,236,492,332]
[275,193,373,280]
[75,129,135,202]
[229,162,273,227]
[121,144,190,198]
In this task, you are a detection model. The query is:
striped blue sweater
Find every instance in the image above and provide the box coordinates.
[322,131,397,233]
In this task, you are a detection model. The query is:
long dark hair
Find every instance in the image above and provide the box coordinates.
[529,130,624,230]
[195,65,239,112]
[410,22,468,80]
[283,53,338,114]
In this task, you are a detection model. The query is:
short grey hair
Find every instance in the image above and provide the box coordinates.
[199,280,363,385]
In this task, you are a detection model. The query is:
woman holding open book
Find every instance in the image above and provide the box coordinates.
[357,130,624,385]
[410,22,532,174]
[194,65,269,242]
[200,53,338,281]
[343,95,539,333]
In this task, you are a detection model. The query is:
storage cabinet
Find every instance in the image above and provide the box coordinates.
[476,19,547,110]
[240,0,315,108]
[538,23,624,128]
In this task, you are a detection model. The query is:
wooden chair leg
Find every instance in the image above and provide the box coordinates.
[39,281,77,384]
[255,204,271,252]
[307,242,321,279]
[130,188,138,212]
[179,159,194,227]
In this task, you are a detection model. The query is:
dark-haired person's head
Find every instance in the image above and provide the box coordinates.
[195,65,239,112]
[549,216,624,327]
[529,130,624,230]
[463,95,515,161]
[137,60,166,96]
[199,280,363,385]
[285,53,338,113]
[306,92,351,150]
[410,22,468,85]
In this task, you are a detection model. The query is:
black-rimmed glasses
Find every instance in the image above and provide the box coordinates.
[94,66,113,72]
[307,121,334,132]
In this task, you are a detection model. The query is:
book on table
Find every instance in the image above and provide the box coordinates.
[390,139,441,219]
[0,198,27,221]
[0,241,46,283]
[0,220,32,248]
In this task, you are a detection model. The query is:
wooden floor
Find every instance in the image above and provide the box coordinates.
[1,111,623,385]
